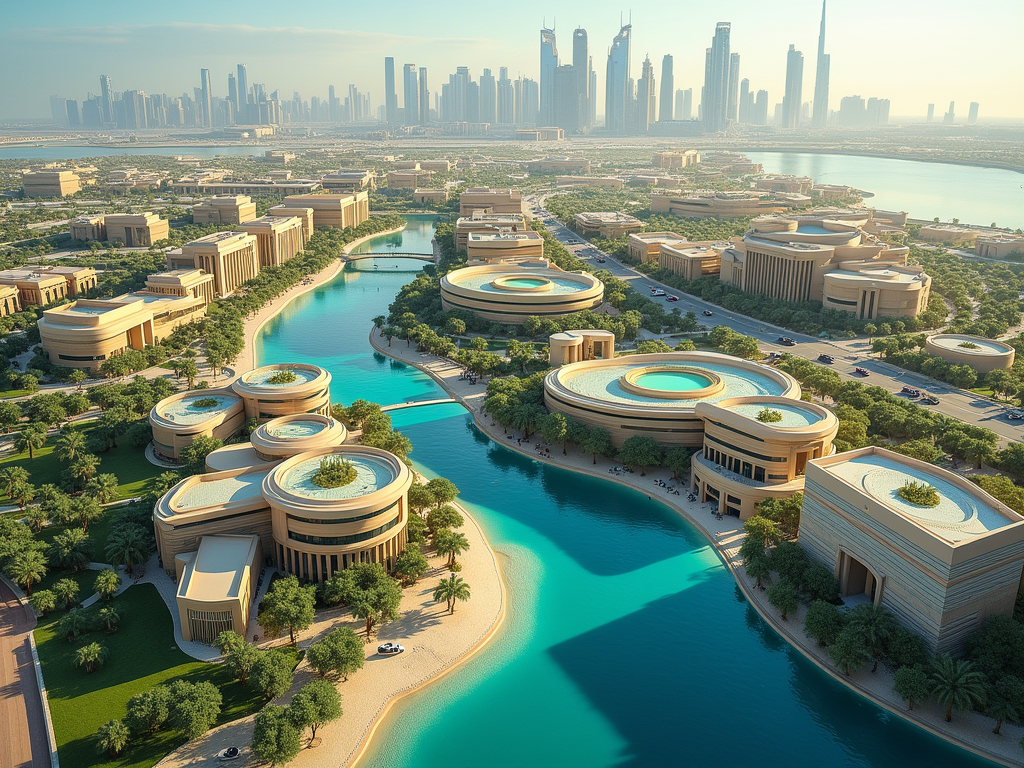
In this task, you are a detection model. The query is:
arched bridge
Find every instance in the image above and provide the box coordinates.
[342,252,435,262]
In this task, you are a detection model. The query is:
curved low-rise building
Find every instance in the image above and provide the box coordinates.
[544,351,800,449]
[440,264,604,324]
[231,363,332,422]
[250,414,348,462]
[150,390,246,461]
[924,334,1015,374]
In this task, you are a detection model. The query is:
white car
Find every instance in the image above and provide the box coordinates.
[378,642,405,655]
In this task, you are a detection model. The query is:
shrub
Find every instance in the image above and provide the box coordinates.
[311,457,358,489]
[756,407,783,423]
[898,480,940,507]
[267,369,298,384]
[190,398,219,409]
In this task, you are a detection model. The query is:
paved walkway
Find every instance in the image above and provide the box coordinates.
[0,579,50,768]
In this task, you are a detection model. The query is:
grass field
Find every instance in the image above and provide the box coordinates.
[35,583,299,768]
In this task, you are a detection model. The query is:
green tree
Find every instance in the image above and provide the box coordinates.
[85,473,119,504]
[70,496,102,532]
[801,565,840,603]
[305,627,365,681]
[258,575,316,644]
[124,686,171,735]
[250,648,296,700]
[29,590,57,616]
[14,424,47,460]
[104,523,151,575]
[70,369,88,389]
[0,466,30,498]
[98,605,121,632]
[434,529,470,569]
[289,678,343,743]
[893,666,931,711]
[9,549,47,595]
[803,600,846,647]
[988,676,1024,735]
[539,412,569,454]
[755,493,803,541]
[663,447,693,480]
[406,512,428,545]
[69,453,101,489]
[75,641,109,673]
[847,604,898,672]
[53,578,80,610]
[408,484,436,514]
[94,568,121,600]
[322,563,402,640]
[433,574,471,614]
[581,426,614,465]
[768,542,807,587]
[57,607,90,641]
[179,435,223,473]
[55,428,87,464]
[168,679,222,739]
[425,477,459,505]
[251,705,301,766]
[744,554,772,588]
[95,719,130,758]
[743,516,781,550]
[617,435,663,476]
[393,543,429,586]
[766,580,799,621]
[214,631,260,684]
[930,656,987,722]
[829,627,871,675]
[426,505,464,537]
[0,401,22,433]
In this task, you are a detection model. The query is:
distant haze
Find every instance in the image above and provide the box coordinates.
[2,0,1021,121]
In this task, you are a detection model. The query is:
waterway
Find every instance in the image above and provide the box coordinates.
[255,216,989,768]
[746,151,1024,230]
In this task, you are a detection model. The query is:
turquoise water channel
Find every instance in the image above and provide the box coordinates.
[254,216,991,768]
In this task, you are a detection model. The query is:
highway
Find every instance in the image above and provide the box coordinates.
[526,194,1024,447]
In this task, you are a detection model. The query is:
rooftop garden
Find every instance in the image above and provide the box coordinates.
[756,407,784,423]
[897,480,941,507]
[266,369,297,385]
[311,457,357,488]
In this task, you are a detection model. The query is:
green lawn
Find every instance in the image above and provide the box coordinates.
[0,425,163,504]
[0,388,38,399]
[34,567,97,598]
[35,583,298,768]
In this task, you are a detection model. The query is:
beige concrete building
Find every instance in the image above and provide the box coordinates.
[22,170,82,197]
[150,389,247,461]
[143,269,216,306]
[420,160,454,172]
[230,363,332,423]
[181,231,260,298]
[556,176,625,189]
[652,150,700,169]
[175,534,261,643]
[458,187,526,217]
[412,189,449,205]
[466,230,545,263]
[919,225,978,246]
[627,232,690,264]
[0,270,69,307]
[574,212,643,238]
[238,216,305,268]
[548,329,616,366]
[651,192,792,219]
[321,171,376,193]
[800,446,1024,654]
[69,215,107,242]
[516,127,565,141]
[977,235,1024,259]
[658,243,726,281]
[756,176,813,194]
[277,192,369,229]
[525,158,592,174]
[171,179,320,195]
[440,264,604,324]
[268,205,314,244]
[387,170,433,189]
[811,184,855,199]
[0,286,21,317]
[924,334,1015,374]
[455,212,529,252]
[192,195,257,225]
[104,212,169,247]
[392,161,421,170]
[262,150,296,164]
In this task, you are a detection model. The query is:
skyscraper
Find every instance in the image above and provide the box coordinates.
[553,65,580,132]
[419,68,430,123]
[384,58,397,123]
[497,67,514,125]
[702,22,731,133]
[540,28,558,125]
[727,53,741,123]
[812,1,830,128]
[200,68,212,128]
[943,101,955,124]
[572,28,590,130]
[782,45,804,129]
[658,55,674,122]
[754,90,769,125]
[99,75,113,124]
[738,78,751,123]
[480,68,497,124]
[605,24,631,133]
[402,64,418,126]
[227,74,237,118]
[236,64,249,122]
[968,102,979,123]
[927,103,935,122]
[682,88,693,120]
[636,55,656,133]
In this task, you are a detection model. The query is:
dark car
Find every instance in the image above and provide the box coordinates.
[702,310,713,316]
[777,337,797,346]
[921,395,940,405]
[818,354,835,364]
[595,257,606,263]
[854,367,869,376]
[901,386,921,398]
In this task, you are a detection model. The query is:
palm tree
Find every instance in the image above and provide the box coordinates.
[52,578,80,610]
[95,719,130,758]
[75,642,109,673]
[71,496,102,532]
[94,569,121,600]
[8,550,47,595]
[847,605,897,672]
[432,575,471,614]
[434,530,470,569]
[105,525,151,575]
[85,473,119,504]
[989,694,1019,735]
[98,605,121,633]
[58,608,90,641]
[70,454,100,489]
[930,656,987,723]
[49,528,92,571]
[55,429,87,464]
[10,481,35,511]
[0,466,30,498]
[14,424,48,459]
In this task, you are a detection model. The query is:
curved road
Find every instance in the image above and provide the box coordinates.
[528,194,1024,447]
[0,579,50,768]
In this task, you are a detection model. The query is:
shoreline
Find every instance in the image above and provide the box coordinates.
[368,326,1021,768]
[734,145,1024,175]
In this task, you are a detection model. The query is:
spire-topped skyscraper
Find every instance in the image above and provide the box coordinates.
[812,0,830,129]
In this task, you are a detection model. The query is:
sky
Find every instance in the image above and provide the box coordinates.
[2,0,1022,122]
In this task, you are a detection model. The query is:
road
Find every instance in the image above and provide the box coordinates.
[0,580,50,768]
[526,194,1024,447]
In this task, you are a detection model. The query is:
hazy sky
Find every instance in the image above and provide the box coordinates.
[2,0,1022,121]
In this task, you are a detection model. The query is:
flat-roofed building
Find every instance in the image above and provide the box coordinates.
[548,329,616,366]
[811,184,855,199]
[455,211,528,252]
[658,243,726,280]
[170,179,320,195]
[800,446,1024,654]
[267,205,313,244]
[412,189,448,205]
[104,212,169,247]
[175,534,261,643]
[919,225,978,246]
[43,265,98,296]
[574,211,643,238]
[262,150,295,164]
[977,235,1024,259]
[0,270,69,307]
[515,127,565,141]
[277,192,368,229]
[321,170,376,193]
[23,170,82,198]
[70,215,107,242]
[181,231,260,298]
[651,191,792,219]
[627,232,689,263]
[756,176,813,194]
[192,195,257,225]
[387,170,433,189]
[0,286,21,317]
[466,230,545,263]
[526,158,592,174]
[556,176,624,189]
[143,269,216,307]
[419,160,454,172]
[237,216,305,268]
[459,187,526,217]
[652,150,700,169]
[392,161,421,170]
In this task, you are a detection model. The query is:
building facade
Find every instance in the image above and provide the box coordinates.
[192,195,257,225]
[104,212,170,247]
[276,192,369,229]
[237,216,305,268]
[23,170,82,197]
[458,187,526,217]
[181,231,260,298]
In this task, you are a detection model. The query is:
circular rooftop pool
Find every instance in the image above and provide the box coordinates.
[157,393,241,425]
[265,418,329,439]
[279,453,397,501]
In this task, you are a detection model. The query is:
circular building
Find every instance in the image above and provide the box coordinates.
[230,363,332,422]
[544,351,800,447]
[440,264,604,324]
[250,414,348,463]
[262,446,412,581]
[924,334,1015,374]
[149,389,245,461]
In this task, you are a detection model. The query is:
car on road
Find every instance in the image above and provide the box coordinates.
[777,337,797,346]
[595,257,606,263]
[377,642,405,655]
[818,354,835,364]
[667,295,679,302]
[651,288,666,296]
[901,386,921,398]
[920,395,940,405]
[854,367,869,376]
[702,310,713,316]
[1008,409,1024,420]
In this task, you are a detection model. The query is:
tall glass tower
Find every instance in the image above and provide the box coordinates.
[540,28,558,126]
[702,22,731,133]
[572,28,590,129]
[812,1,830,128]
[604,24,631,133]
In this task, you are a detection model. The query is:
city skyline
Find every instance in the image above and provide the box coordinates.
[2,0,1022,122]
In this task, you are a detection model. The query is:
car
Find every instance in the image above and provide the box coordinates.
[377,642,405,655]
[702,310,713,316]
[901,386,921,398]
[217,747,241,761]
[921,395,940,405]
[818,354,835,364]
[595,257,606,263]
[777,337,797,346]
[1008,409,1024,420]
[651,288,666,296]
[854,367,869,376]
[667,295,679,302]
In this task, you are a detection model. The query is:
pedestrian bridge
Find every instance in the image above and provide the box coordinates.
[380,398,458,412]
[342,252,435,262]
